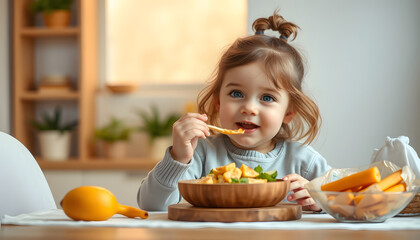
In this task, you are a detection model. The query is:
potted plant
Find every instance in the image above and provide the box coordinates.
[94,118,133,159]
[30,0,74,28]
[138,106,180,160]
[31,107,78,161]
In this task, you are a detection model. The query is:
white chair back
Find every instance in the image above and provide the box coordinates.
[0,132,56,217]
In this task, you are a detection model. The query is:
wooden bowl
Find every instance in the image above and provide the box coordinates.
[106,83,138,93]
[178,179,290,208]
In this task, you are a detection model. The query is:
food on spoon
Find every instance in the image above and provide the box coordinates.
[197,163,277,184]
[207,125,245,135]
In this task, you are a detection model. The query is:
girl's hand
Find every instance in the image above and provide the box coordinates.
[283,173,321,212]
[170,113,210,164]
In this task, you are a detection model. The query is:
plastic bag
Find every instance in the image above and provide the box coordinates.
[370,136,420,178]
[305,160,417,192]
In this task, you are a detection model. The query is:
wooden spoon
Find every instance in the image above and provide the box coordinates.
[207,125,245,135]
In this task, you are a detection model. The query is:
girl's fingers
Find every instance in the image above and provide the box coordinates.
[283,173,303,182]
[171,113,209,163]
[283,173,320,210]
[175,123,210,139]
[287,189,320,210]
[288,188,310,201]
[297,199,321,211]
[290,181,307,191]
[182,128,207,141]
[283,174,309,191]
[178,113,208,122]
[173,116,210,139]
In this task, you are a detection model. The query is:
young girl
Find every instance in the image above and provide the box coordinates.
[138,12,331,211]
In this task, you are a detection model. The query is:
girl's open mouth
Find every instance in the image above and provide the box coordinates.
[236,122,259,132]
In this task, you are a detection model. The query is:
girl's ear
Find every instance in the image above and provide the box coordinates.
[283,111,296,124]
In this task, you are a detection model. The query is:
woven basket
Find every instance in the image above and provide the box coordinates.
[400,192,420,214]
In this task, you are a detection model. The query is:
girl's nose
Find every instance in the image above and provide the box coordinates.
[240,100,258,116]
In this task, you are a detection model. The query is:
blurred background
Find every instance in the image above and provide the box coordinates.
[1,0,419,207]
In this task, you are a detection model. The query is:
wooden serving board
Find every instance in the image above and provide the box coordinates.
[168,203,301,222]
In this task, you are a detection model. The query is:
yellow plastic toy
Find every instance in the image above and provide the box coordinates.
[61,186,148,221]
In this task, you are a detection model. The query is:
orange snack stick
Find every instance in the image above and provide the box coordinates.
[347,185,364,192]
[321,167,381,192]
[384,182,406,192]
[207,125,245,135]
[376,169,403,191]
[330,204,355,217]
[333,191,355,205]
[356,193,384,208]
[354,201,387,219]
[353,195,364,205]
[327,195,336,202]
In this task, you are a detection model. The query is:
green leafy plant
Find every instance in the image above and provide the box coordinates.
[94,118,133,143]
[31,107,78,133]
[30,0,74,14]
[138,106,180,142]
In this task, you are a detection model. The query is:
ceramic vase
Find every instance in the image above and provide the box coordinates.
[42,10,71,28]
[39,130,71,161]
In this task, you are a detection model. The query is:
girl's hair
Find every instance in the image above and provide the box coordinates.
[198,11,320,145]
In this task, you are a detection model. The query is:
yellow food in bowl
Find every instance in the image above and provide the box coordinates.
[197,163,275,184]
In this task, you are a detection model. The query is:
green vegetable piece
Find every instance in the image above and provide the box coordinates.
[254,165,263,174]
[231,178,249,184]
[239,178,249,184]
[265,170,276,176]
[253,165,277,182]
[257,170,278,182]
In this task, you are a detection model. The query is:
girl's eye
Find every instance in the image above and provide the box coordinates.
[229,90,243,98]
[261,95,275,102]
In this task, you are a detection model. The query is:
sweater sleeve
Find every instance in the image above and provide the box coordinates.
[137,147,190,211]
[303,150,331,181]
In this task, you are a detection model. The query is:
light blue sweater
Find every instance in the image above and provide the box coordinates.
[137,134,331,211]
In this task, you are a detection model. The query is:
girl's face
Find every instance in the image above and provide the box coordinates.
[218,62,295,153]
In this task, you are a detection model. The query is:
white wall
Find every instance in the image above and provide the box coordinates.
[45,170,149,208]
[248,0,420,168]
[0,0,10,133]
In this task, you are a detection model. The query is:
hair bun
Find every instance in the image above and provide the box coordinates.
[252,11,300,42]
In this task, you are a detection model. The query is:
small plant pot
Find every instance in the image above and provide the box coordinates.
[38,130,71,161]
[103,141,128,159]
[42,10,71,28]
[150,136,172,161]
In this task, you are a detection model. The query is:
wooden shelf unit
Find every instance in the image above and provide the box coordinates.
[20,27,80,37]
[36,158,158,171]
[20,90,80,100]
[12,0,100,170]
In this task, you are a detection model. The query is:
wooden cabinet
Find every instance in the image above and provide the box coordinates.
[12,0,155,170]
